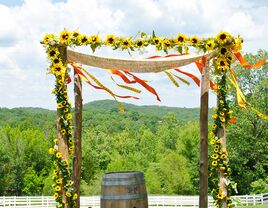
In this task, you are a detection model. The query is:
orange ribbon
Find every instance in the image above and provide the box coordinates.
[195,57,215,90]
[71,63,139,100]
[173,67,200,87]
[146,53,189,59]
[122,69,161,101]
[108,69,137,84]
[233,50,266,69]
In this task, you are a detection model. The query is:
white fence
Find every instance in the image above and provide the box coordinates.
[0,193,267,208]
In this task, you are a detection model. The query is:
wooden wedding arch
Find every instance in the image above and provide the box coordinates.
[42,30,266,208]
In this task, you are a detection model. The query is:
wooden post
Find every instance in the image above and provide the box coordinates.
[199,59,210,208]
[217,119,228,208]
[57,46,69,208]
[73,69,83,208]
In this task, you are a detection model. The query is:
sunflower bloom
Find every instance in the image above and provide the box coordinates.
[190,36,200,45]
[121,39,132,49]
[216,57,229,72]
[221,154,227,160]
[69,146,74,151]
[212,114,218,119]
[80,35,89,45]
[66,192,72,197]
[211,154,219,159]
[212,160,218,167]
[135,39,145,48]
[234,36,243,52]
[42,34,55,45]
[162,39,172,50]
[219,47,228,57]
[56,152,62,159]
[216,31,231,45]
[175,33,187,45]
[89,35,100,44]
[49,148,56,155]
[105,34,116,46]
[59,29,71,45]
[56,178,63,184]
[53,193,59,199]
[55,186,61,192]
[205,39,216,50]
[47,48,59,59]
[73,193,78,200]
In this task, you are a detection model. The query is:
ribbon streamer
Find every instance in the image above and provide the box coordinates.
[164,71,180,87]
[107,69,137,84]
[173,67,200,87]
[122,69,161,101]
[233,51,266,69]
[195,57,215,90]
[110,76,142,93]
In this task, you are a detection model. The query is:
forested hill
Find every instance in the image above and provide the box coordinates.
[0,99,211,128]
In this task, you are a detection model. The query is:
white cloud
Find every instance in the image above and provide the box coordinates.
[0,0,267,109]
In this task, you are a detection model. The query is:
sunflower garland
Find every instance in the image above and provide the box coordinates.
[42,29,247,208]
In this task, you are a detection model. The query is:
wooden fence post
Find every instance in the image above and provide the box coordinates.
[73,68,83,208]
[199,58,210,208]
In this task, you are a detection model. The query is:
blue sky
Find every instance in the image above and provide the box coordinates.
[0,0,267,110]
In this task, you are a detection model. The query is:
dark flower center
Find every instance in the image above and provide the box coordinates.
[92,37,97,42]
[81,37,87,43]
[220,61,225,66]
[178,36,184,42]
[108,38,114,44]
[62,34,69,40]
[53,59,60,64]
[154,39,159,44]
[164,42,170,47]
[49,51,56,57]
[73,33,79,37]
[55,67,61,71]
[192,38,197,44]
[137,41,143,46]
[220,34,226,40]
[123,41,129,46]
[221,48,227,55]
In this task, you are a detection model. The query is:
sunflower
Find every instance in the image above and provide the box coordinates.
[190,36,200,45]
[64,108,68,113]
[66,180,73,186]
[214,148,219,153]
[212,124,217,129]
[211,154,219,159]
[80,35,89,45]
[220,117,226,122]
[152,37,162,46]
[59,29,71,45]
[221,154,227,160]
[52,57,61,65]
[55,186,61,192]
[56,178,63,184]
[212,114,218,119]
[53,193,59,199]
[216,31,231,45]
[71,31,81,42]
[205,39,216,50]
[221,148,227,153]
[210,139,216,145]
[234,36,243,52]
[216,57,229,72]
[49,148,56,155]
[54,169,59,175]
[217,193,225,200]
[68,130,72,135]
[57,103,63,109]
[121,38,132,49]
[175,33,186,45]
[212,160,218,167]
[135,39,145,48]
[69,146,74,151]
[73,193,78,200]
[162,39,172,50]
[68,138,73,144]
[220,166,226,171]
[42,34,55,45]
[89,35,100,44]
[66,192,72,197]
[47,47,59,59]
[56,152,62,159]
[61,129,66,135]
[67,113,72,120]
[105,34,116,46]
[51,63,65,76]
[219,47,228,57]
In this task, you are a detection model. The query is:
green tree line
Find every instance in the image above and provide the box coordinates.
[0,51,267,196]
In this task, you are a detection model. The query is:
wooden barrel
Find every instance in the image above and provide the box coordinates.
[101,171,148,208]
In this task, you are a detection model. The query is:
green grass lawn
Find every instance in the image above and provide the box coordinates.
[238,205,268,208]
